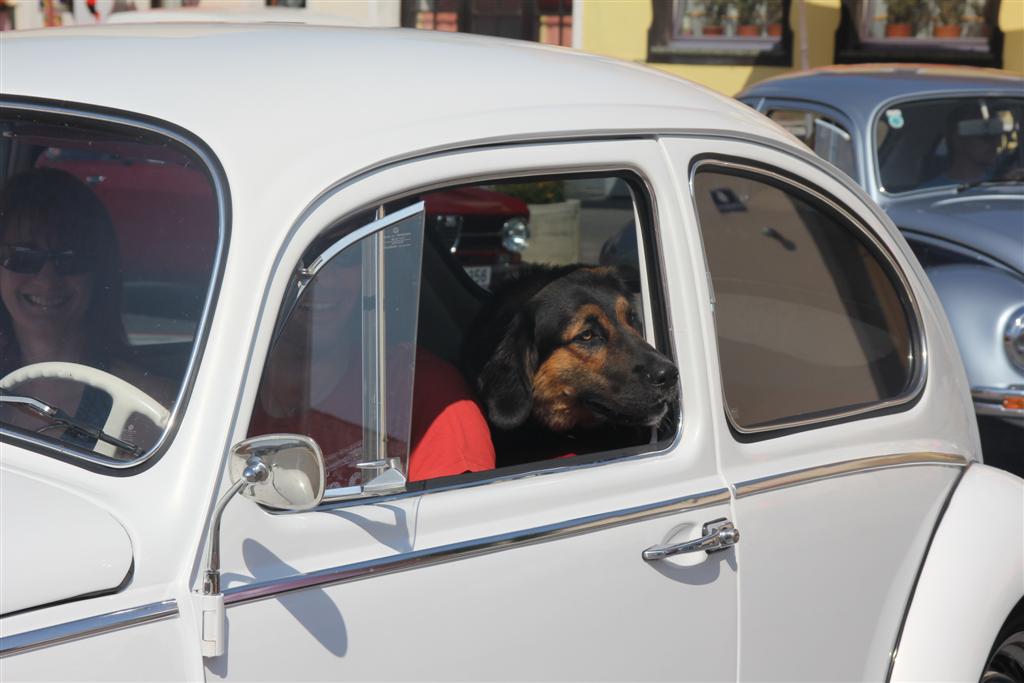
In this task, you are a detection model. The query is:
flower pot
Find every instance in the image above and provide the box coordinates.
[885,22,913,37]
[767,22,783,37]
[702,25,725,36]
[933,23,962,38]
[737,24,761,37]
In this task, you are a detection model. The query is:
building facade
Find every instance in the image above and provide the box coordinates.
[5,0,1022,96]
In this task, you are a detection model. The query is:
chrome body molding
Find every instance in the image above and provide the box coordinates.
[0,600,178,658]
[972,386,1024,420]
[224,487,731,607]
[735,452,969,499]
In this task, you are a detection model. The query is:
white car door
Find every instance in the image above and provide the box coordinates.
[207,140,738,681]
[664,137,972,681]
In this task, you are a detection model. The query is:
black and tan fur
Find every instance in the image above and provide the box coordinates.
[463,265,678,466]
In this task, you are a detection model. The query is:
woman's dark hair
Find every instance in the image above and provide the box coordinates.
[0,168,127,374]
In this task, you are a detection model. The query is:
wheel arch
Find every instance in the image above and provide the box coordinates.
[890,464,1024,681]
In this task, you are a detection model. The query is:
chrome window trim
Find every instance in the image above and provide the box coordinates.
[870,90,1024,197]
[225,486,729,606]
[0,100,229,471]
[0,600,178,658]
[734,451,968,499]
[688,157,928,435]
[299,419,684,513]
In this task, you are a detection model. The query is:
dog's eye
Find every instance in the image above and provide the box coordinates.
[575,329,596,343]
[628,312,641,329]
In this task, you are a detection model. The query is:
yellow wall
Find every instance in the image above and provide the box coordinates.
[1002,0,1024,74]
[582,0,1024,97]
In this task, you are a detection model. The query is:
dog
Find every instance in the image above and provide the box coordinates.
[462,264,678,466]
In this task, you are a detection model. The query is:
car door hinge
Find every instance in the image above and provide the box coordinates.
[197,592,225,658]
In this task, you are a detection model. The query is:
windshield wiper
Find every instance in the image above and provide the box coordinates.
[0,393,142,456]
[956,178,1024,193]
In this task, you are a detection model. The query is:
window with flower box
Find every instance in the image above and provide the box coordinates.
[401,0,573,47]
[648,0,792,66]
[835,0,1003,68]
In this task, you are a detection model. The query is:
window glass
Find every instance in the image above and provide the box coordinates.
[0,113,220,461]
[648,0,790,65]
[249,173,675,495]
[876,96,1023,193]
[251,209,425,494]
[836,1,1002,68]
[693,165,914,431]
[768,108,857,179]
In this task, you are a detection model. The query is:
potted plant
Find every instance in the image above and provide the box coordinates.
[885,0,921,37]
[701,0,729,35]
[933,0,965,37]
[765,0,784,36]
[734,0,762,36]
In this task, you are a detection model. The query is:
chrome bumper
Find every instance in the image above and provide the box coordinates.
[972,386,1024,423]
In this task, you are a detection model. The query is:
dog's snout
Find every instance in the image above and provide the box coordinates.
[640,358,678,389]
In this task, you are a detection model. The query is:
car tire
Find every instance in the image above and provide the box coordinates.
[983,610,1024,683]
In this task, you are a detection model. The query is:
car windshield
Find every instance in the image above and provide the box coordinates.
[876,96,1024,193]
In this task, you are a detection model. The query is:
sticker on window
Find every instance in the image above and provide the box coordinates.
[710,187,747,213]
[885,109,905,130]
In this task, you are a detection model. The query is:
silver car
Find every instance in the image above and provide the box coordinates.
[739,65,1024,465]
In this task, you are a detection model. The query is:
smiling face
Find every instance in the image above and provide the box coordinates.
[0,168,122,368]
[0,225,95,342]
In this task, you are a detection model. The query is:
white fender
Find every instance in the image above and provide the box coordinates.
[891,464,1024,682]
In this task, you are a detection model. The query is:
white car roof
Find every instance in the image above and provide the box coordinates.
[2,24,794,209]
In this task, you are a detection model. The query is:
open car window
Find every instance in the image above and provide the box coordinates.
[0,111,221,465]
[247,173,676,502]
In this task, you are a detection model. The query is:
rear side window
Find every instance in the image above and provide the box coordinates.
[693,162,918,432]
[0,110,221,464]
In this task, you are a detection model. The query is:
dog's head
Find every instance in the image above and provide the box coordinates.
[476,266,677,433]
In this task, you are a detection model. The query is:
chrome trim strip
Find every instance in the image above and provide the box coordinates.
[735,452,968,499]
[972,386,1024,419]
[0,600,178,658]
[688,157,928,435]
[225,487,730,606]
[0,100,229,471]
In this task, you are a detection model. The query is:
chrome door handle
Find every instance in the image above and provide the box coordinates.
[642,518,740,561]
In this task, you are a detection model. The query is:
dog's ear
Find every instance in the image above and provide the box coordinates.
[477,313,537,430]
[610,264,641,294]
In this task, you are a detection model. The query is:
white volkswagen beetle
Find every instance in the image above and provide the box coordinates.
[0,24,1021,683]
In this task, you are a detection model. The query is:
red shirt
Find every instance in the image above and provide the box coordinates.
[249,349,494,487]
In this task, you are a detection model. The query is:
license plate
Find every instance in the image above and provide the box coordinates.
[464,265,492,288]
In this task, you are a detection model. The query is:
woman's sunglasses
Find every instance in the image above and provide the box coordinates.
[0,245,94,276]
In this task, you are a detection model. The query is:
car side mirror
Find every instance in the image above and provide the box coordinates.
[197,434,326,658]
[228,434,326,511]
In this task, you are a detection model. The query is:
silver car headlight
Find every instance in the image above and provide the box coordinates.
[1005,306,1024,373]
[501,216,530,253]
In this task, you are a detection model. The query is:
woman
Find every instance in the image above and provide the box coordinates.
[0,168,169,455]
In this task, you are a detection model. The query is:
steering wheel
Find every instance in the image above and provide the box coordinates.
[0,362,170,457]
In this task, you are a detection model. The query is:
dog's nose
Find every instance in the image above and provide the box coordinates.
[644,361,678,389]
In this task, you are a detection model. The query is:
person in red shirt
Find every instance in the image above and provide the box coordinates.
[248,244,494,488]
